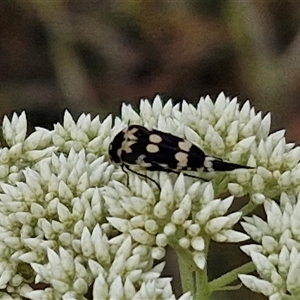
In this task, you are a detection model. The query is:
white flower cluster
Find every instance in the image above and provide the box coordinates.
[0,108,192,299]
[26,229,192,300]
[0,124,114,297]
[103,174,248,270]
[122,94,299,199]
[0,93,298,299]
[240,192,300,299]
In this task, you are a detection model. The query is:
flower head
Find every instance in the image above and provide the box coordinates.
[240,192,300,299]
[0,93,298,299]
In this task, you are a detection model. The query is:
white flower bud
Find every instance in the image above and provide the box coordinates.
[145,219,158,234]
[269,139,285,169]
[164,223,176,236]
[234,169,252,185]
[130,229,152,244]
[156,233,168,247]
[121,103,141,123]
[206,216,229,234]
[223,97,237,122]
[251,252,276,279]
[24,170,43,197]
[57,203,72,223]
[152,247,166,260]
[234,136,255,153]
[152,95,163,115]
[52,279,69,294]
[171,208,187,225]
[174,174,186,199]
[162,99,173,116]
[1,183,22,200]
[73,277,88,294]
[202,183,214,204]
[216,196,234,215]
[195,200,217,224]
[191,237,205,251]
[214,117,226,133]
[214,230,249,242]
[251,193,265,205]
[127,269,143,283]
[210,131,225,156]
[214,93,226,117]
[193,252,206,270]
[154,202,168,219]
[0,148,10,164]
[257,140,268,165]
[239,274,275,296]
[93,273,109,299]
[278,171,291,189]
[159,180,174,207]
[241,119,255,138]
[77,172,89,193]
[284,147,300,169]
[107,217,131,232]
[109,276,124,299]
[240,244,263,256]
[178,291,193,300]
[252,174,265,191]
[38,219,54,239]
[58,181,73,201]
[259,113,271,138]
[15,212,32,224]
[0,165,9,179]
[100,115,112,135]
[184,127,201,145]
[241,222,263,242]
[267,202,284,236]
[291,168,300,186]
[80,227,94,258]
[187,224,200,237]
[59,232,72,247]
[25,147,55,161]
[286,253,300,294]
[179,237,190,249]
[262,236,278,253]
[24,131,48,150]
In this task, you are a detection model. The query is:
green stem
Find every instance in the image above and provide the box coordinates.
[194,266,210,300]
[209,261,255,292]
[171,233,212,300]
[241,200,258,216]
[173,244,196,294]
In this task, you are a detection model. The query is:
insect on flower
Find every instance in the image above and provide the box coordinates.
[109,125,252,189]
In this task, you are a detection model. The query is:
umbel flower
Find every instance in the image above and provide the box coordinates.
[0,93,298,300]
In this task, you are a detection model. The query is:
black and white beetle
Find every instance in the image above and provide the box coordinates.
[109,125,251,188]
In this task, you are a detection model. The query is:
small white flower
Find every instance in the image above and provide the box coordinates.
[2,112,27,146]
[239,274,276,297]
[193,252,206,270]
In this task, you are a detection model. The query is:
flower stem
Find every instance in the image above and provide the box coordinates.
[194,266,210,299]
[175,245,196,294]
[209,261,255,292]
[241,201,257,216]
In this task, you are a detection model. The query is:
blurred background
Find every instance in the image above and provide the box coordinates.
[1,0,299,299]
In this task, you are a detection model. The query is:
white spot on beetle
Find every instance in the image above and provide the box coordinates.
[146,144,160,153]
[204,157,214,172]
[178,141,192,152]
[137,154,152,167]
[149,134,162,144]
[124,127,139,141]
[122,140,136,153]
[175,152,188,167]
